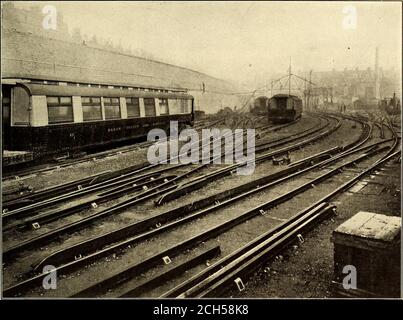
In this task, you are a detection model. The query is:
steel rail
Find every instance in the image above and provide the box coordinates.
[3,126,246,227]
[374,120,400,163]
[2,117,229,206]
[3,169,192,259]
[68,146,390,298]
[3,119,239,217]
[2,170,165,221]
[2,162,163,212]
[156,116,340,205]
[164,150,401,298]
[2,117,227,181]
[32,133,385,272]
[161,203,333,298]
[3,114,302,214]
[6,115,346,263]
[0,115,348,258]
[195,152,401,297]
[2,170,113,211]
[3,116,327,256]
[184,204,336,298]
[0,123,388,293]
[253,116,330,153]
[3,175,178,231]
[67,146,391,297]
[3,129,252,257]
[119,245,221,298]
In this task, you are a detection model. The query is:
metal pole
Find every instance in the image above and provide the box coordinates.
[309,70,312,111]
[288,57,291,96]
[304,77,307,109]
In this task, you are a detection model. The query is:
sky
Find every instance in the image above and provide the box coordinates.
[14,1,402,86]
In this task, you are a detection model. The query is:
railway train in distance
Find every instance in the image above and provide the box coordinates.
[378,93,401,115]
[267,94,303,123]
[2,82,194,165]
[250,96,268,116]
[194,110,206,120]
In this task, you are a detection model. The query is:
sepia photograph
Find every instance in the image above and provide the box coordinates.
[1,0,401,304]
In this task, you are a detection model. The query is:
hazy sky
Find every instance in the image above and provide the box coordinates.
[14,1,402,85]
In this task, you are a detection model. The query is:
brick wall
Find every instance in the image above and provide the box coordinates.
[2,29,242,113]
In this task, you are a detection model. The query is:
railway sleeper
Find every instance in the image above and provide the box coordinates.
[2,137,396,297]
[31,134,388,272]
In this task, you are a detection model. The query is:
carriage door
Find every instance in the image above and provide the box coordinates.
[2,85,11,150]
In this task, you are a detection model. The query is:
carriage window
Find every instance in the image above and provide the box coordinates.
[12,87,30,125]
[60,97,72,104]
[47,96,74,124]
[144,98,156,116]
[167,99,189,114]
[104,97,121,119]
[180,99,189,113]
[2,95,10,122]
[2,97,10,115]
[159,98,169,115]
[286,99,293,110]
[168,99,180,114]
[126,97,140,118]
[82,96,102,121]
[47,97,59,105]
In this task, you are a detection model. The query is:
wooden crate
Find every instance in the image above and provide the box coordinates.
[332,211,401,298]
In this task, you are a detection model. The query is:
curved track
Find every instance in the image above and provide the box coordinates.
[2,112,399,297]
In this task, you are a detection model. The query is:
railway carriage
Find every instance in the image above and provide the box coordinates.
[379,93,401,116]
[2,82,194,160]
[268,94,302,123]
[251,96,269,116]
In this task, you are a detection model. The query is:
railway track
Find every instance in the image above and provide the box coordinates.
[158,116,400,298]
[31,137,389,273]
[1,114,302,191]
[2,118,242,211]
[3,113,396,298]
[1,116,311,223]
[2,116,228,182]
[6,112,398,296]
[2,116,333,254]
[69,139,397,297]
[163,152,400,298]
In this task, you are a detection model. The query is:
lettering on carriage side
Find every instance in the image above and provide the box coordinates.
[342,264,357,290]
[108,127,122,132]
[42,5,57,30]
[42,265,57,290]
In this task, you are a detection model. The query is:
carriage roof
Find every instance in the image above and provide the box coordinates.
[16,83,194,99]
[270,94,301,101]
